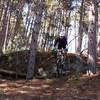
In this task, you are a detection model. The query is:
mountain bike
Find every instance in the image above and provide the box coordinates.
[56,49,68,77]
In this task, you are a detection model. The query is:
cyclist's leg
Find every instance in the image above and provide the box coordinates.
[57,45,65,75]
[62,45,69,72]
[58,44,62,49]
[56,45,62,76]
[62,45,66,49]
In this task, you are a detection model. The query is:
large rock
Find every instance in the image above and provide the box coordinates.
[68,54,86,73]
[37,54,87,77]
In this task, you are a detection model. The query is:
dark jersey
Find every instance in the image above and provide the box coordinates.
[54,37,67,49]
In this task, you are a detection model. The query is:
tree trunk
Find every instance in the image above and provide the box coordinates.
[26,0,44,80]
[0,0,9,55]
[24,3,32,36]
[76,0,84,53]
[87,0,97,75]
[3,4,11,53]
[0,0,5,21]
[97,4,100,57]
[65,10,71,38]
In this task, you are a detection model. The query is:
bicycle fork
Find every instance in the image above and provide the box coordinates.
[56,55,65,77]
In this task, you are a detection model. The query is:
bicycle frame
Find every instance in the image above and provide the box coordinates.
[56,49,66,76]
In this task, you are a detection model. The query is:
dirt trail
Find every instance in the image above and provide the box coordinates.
[0,74,100,100]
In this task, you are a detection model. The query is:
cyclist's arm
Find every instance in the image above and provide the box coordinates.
[54,38,59,47]
[64,37,68,51]
[64,37,68,46]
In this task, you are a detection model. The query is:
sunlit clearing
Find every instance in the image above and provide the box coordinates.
[29,86,42,90]
[56,88,65,91]
[17,90,28,94]
[46,79,53,83]
[0,84,8,87]
[42,85,50,88]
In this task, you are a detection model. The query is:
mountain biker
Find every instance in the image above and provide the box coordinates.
[51,31,68,76]
[54,31,68,51]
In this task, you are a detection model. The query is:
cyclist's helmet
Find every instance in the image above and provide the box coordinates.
[60,31,65,37]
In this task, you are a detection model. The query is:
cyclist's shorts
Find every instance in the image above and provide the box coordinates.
[58,45,66,49]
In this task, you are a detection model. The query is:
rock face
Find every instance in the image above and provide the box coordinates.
[0,51,87,78]
[38,54,87,77]
[68,54,87,73]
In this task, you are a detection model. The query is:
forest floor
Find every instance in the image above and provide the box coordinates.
[0,74,100,100]
[0,50,100,100]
